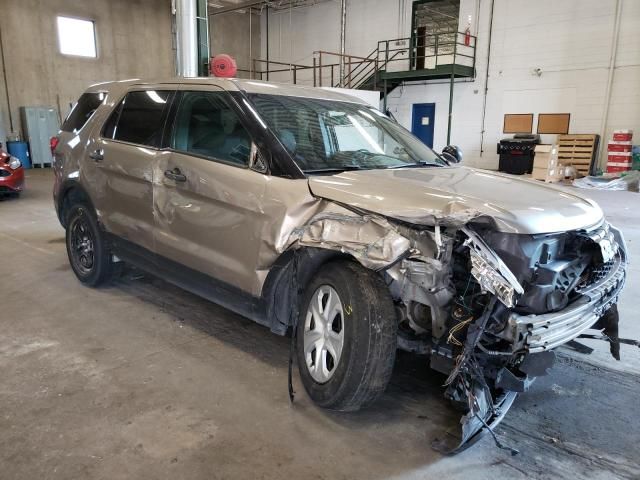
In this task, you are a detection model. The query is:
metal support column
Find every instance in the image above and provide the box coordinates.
[339,0,347,86]
[447,71,454,145]
[249,7,253,78]
[175,0,198,77]
[446,34,458,145]
[265,5,270,81]
[383,77,388,112]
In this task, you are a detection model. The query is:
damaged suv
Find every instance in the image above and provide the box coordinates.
[53,78,627,452]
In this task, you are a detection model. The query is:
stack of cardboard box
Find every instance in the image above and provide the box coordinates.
[607,130,633,175]
[532,144,563,183]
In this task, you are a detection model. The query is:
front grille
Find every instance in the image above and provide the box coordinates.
[576,261,614,292]
[0,169,10,177]
[509,251,625,353]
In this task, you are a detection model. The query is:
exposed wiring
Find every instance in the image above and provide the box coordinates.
[477,343,513,356]
[473,409,519,456]
[447,316,473,346]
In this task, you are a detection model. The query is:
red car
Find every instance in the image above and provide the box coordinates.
[0,150,25,196]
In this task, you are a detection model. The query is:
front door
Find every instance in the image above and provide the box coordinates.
[411,103,435,148]
[153,87,271,295]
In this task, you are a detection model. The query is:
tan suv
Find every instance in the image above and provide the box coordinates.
[53,78,626,452]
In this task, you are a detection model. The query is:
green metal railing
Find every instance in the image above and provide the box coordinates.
[245,31,476,145]
[246,30,476,91]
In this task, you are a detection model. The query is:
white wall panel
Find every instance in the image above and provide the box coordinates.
[259,0,640,169]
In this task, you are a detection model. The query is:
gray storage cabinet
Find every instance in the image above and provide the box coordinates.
[20,106,60,167]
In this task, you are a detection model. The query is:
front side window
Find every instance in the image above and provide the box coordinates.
[172,91,251,166]
[104,90,172,147]
[249,94,446,173]
[56,16,97,58]
[61,92,106,133]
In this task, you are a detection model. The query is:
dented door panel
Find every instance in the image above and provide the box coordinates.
[153,152,318,296]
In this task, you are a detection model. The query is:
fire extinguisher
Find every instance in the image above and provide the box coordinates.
[464,16,472,46]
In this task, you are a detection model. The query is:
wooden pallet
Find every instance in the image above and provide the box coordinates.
[557,134,598,176]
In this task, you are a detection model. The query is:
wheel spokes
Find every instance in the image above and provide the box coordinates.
[325,331,343,364]
[304,285,345,383]
[323,288,340,323]
[70,217,95,274]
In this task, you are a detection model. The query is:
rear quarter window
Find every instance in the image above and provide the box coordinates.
[61,92,106,133]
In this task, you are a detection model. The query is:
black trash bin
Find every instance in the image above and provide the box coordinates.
[497,134,540,175]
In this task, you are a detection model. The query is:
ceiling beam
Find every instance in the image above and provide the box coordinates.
[208,1,264,15]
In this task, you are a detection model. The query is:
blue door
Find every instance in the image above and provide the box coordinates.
[411,103,435,148]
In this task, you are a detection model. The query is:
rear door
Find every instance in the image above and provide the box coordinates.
[87,88,175,252]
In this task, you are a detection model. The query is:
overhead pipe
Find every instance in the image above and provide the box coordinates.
[598,0,622,170]
[339,0,347,87]
[174,0,198,77]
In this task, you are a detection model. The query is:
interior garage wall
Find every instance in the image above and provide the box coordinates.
[0,0,174,139]
[262,0,640,170]
[209,9,261,78]
[261,0,410,80]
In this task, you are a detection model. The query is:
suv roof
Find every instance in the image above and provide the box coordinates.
[85,77,367,104]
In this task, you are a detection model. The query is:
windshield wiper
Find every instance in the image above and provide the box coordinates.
[304,166,365,174]
[385,161,444,169]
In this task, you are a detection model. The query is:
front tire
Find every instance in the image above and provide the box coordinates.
[296,260,397,411]
[65,204,115,287]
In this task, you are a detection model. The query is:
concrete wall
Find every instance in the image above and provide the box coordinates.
[209,9,260,79]
[261,0,640,170]
[0,0,174,140]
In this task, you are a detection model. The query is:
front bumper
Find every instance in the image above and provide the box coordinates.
[508,250,626,353]
[0,167,25,192]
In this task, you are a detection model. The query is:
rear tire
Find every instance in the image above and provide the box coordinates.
[296,260,397,411]
[65,203,116,287]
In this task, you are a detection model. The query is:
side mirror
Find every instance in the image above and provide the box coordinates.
[442,145,462,164]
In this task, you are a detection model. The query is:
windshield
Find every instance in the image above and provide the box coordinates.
[248,94,446,174]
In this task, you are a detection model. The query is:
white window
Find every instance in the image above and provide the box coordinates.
[56,16,97,58]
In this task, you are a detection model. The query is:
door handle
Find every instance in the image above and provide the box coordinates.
[164,167,187,182]
[89,149,104,162]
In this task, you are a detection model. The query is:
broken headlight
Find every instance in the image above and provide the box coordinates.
[469,250,518,307]
[463,227,524,308]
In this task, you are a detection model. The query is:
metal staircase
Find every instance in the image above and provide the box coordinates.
[250,30,476,97]
[246,30,477,143]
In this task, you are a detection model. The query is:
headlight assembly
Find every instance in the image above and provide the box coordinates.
[8,156,22,170]
[469,249,518,307]
[462,227,524,308]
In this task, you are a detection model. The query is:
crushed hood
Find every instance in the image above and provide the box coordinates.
[307,167,604,234]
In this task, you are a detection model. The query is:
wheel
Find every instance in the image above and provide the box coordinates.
[65,203,116,287]
[296,260,397,411]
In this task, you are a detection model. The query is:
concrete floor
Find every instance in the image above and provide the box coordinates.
[1,169,639,480]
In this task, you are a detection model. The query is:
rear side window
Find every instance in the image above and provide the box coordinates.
[61,92,106,133]
[103,90,172,147]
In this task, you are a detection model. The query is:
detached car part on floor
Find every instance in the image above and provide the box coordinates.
[52,78,627,454]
